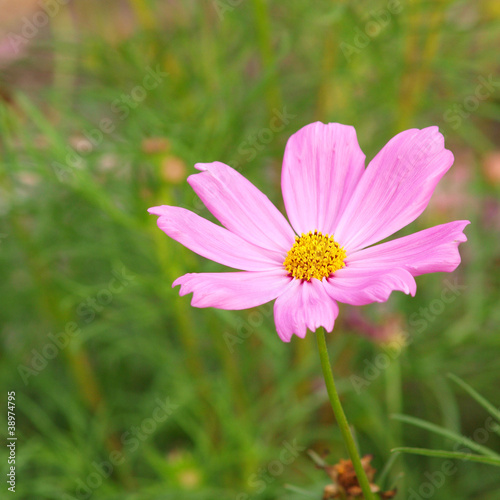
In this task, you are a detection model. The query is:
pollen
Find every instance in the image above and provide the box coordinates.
[284,231,346,281]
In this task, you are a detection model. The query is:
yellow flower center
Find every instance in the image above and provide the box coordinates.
[283,230,346,281]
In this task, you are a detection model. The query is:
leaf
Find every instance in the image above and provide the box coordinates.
[391,414,500,459]
[391,447,500,467]
[283,484,317,497]
[447,373,500,423]
[377,451,401,489]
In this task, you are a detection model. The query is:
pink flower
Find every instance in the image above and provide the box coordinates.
[149,122,469,342]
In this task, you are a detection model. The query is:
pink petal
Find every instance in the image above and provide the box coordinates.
[274,278,339,342]
[189,162,295,253]
[324,267,417,306]
[347,220,470,276]
[148,205,283,271]
[173,269,292,309]
[281,122,366,235]
[335,127,454,251]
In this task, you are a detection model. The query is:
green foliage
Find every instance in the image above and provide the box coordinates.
[1,1,499,498]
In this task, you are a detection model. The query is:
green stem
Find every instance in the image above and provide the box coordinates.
[316,328,377,500]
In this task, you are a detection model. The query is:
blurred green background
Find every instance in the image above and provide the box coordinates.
[1,0,500,499]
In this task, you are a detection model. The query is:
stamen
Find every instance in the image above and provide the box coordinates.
[283,230,346,281]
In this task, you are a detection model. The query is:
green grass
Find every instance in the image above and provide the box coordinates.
[1,1,500,499]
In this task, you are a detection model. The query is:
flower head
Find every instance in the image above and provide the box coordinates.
[149,122,469,342]
[322,455,396,499]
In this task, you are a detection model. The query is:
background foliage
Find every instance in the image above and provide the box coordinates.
[1,0,499,499]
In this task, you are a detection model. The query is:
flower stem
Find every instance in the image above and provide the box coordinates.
[316,328,377,500]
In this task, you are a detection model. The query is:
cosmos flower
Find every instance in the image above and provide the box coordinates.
[149,122,469,342]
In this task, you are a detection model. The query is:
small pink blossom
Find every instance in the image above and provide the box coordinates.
[149,122,469,342]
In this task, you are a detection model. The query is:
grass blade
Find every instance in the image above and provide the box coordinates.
[447,373,500,423]
[391,414,500,459]
[392,447,500,467]
[377,451,401,489]
[284,484,316,497]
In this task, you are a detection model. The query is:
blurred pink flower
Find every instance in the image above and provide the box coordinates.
[0,35,27,66]
[428,148,475,219]
[149,122,469,342]
[483,151,500,185]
